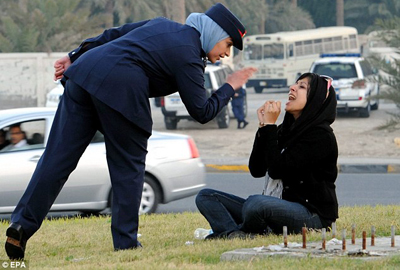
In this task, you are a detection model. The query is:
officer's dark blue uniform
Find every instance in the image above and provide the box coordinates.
[231,87,248,129]
[6,3,249,259]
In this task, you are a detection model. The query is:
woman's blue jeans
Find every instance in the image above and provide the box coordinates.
[195,188,323,237]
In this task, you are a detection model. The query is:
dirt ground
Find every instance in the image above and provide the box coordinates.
[152,100,400,161]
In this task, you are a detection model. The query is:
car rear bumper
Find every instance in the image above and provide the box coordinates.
[337,100,368,111]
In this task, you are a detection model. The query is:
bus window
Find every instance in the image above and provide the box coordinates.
[333,36,343,50]
[244,44,262,60]
[303,40,313,55]
[323,38,333,52]
[314,39,323,54]
[295,41,303,56]
[343,37,349,50]
[349,34,358,49]
[288,44,294,58]
[263,43,284,59]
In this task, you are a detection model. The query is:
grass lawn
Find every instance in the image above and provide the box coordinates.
[1,205,400,269]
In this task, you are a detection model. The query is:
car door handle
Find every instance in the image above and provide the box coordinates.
[29,155,42,163]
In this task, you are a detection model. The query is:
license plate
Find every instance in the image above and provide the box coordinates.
[165,96,184,108]
[168,97,181,104]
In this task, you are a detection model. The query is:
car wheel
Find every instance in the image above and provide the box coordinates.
[254,87,263,94]
[371,87,380,110]
[217,107,230,129]
[164,116,177,130]
[80,210,101,216]
[103,189,113,215]
[359,102,371,118]
[371,99,379,110]
[139,175,161,214]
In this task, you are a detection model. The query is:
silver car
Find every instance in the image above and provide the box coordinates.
[0,107,206,215]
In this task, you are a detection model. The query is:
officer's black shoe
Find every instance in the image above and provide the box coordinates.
[242,121,249,129]
[5,223,27,260]
[114,241,143,251]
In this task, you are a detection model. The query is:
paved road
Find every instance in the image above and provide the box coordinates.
[155,172,400,214]
[1,172,396,221]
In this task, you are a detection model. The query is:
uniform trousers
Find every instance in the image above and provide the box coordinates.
[11,80,149,250]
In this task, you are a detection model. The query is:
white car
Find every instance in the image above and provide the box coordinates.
[0,107,206,214]
[45,82,64,107]
[161,64,247,129]
[310,53,379,118]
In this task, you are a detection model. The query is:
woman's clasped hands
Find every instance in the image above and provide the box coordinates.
[257,100,281,126]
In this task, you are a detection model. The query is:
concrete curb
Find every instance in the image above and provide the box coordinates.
[205,163,400,174]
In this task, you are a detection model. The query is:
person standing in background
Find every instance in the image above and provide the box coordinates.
[232,87,249,129]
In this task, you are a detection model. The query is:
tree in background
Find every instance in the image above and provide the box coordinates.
[298,0,336,28]
[368,17,400,131]
[3,0,400,53]
[263,0,315,33]
[299,0,400,34]
[345,0,400,34]
[0,0,110,52]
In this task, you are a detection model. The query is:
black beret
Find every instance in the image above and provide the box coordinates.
[205,3,246,50]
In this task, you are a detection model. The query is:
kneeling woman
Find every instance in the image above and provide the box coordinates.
[196,73,339,238]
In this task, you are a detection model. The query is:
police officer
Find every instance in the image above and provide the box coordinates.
[5,3,256,259]
[232,87,249,129]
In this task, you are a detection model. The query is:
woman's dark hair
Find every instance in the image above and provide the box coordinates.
[278,73,337,149]
[296,73,312,96]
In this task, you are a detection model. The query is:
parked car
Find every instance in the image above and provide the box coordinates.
[310,53,379,118]
[161,64,247,129]
[0,107,206,215]
[45,82,64,107]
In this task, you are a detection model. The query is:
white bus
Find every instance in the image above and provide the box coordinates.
[240,27,360,93]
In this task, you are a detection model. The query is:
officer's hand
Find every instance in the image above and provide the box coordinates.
[226,67,257,90]
[54,55,71,81]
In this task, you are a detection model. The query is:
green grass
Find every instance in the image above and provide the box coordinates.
[1,205,400,269]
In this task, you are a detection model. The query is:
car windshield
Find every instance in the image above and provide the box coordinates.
[313,63,358,80]
[263,43,284,59]
[204,74,212,90]
[244,44,262,60]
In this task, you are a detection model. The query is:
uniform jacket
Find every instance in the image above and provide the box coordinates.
[64,17,235,134]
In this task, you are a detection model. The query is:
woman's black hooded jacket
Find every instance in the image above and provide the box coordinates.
[248,73,339,227]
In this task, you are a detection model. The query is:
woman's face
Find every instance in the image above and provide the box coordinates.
[285,77,310,119]
[207,37,233,63]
